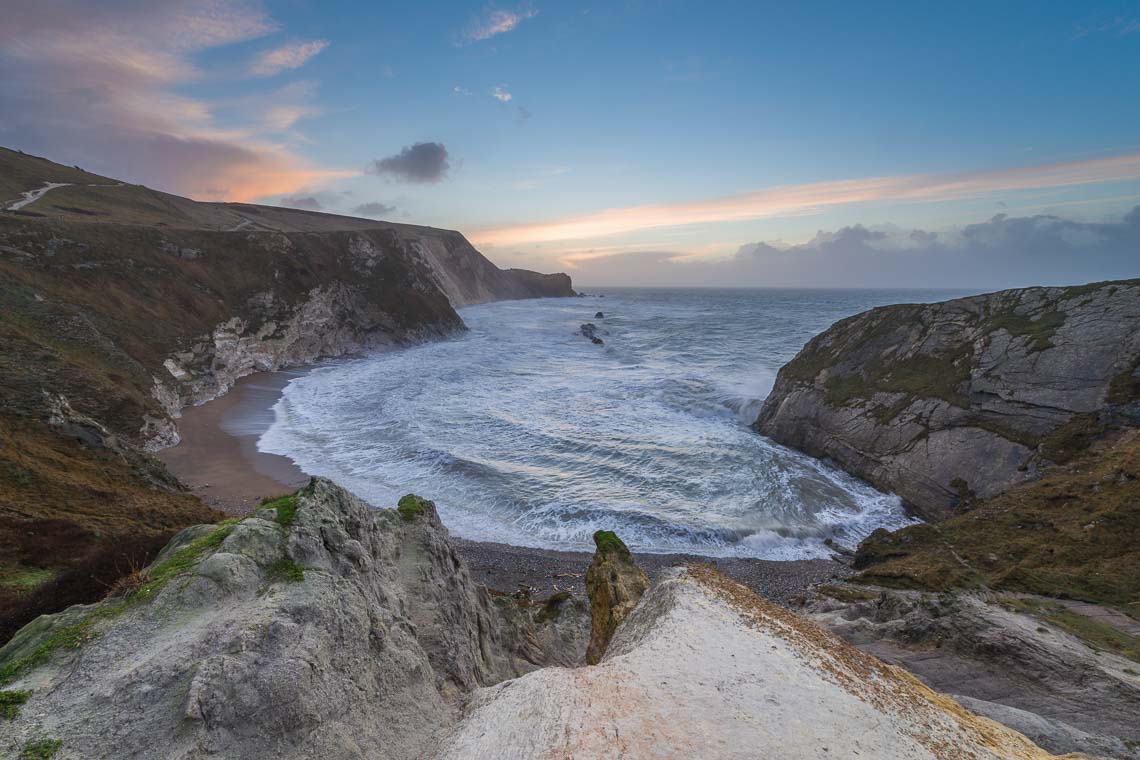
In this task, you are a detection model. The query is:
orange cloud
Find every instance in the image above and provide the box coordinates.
[471,153,1140,248]
[0,0,343,203]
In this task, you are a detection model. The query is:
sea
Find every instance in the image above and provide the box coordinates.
[258,287,969,560]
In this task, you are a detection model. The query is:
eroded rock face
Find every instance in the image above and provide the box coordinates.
[440,566,1062,759]
[0,479,588,759]
[807,586,1140,758]
[756,279,1140,520]
[584,530,649,665]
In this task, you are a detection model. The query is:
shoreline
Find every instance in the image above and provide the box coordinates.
[158,363,849,600]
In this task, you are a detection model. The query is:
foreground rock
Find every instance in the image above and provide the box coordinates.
[756,279,1140,521]
[807,584,1140,758]
[584,530,649,664]
[440,565,1069,759]
[0,479,588,759]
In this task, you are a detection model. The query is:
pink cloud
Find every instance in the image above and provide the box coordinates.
[0,0,346,202]
[470,153,1140,248]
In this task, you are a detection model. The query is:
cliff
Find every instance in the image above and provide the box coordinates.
[0,480,1065,759]
[756,279,1140,521]
[0,146,573,643]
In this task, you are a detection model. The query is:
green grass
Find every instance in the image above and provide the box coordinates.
[268,558,304,583]
[1106,358,1140,405]
[815,584,878,604]
[20,738,62,759]
[1002,597,1140,663]
[984,310,1066,352]
[854,435,1140,610]
[127,523,236,603]
[262,493,299,528]
[0,521,237,686]
[0,567,57,595]
[397,494,426,522]
[0,689,30,719]
[0,618,98,687]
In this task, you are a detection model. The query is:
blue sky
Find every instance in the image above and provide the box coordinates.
[3,0,1140,286]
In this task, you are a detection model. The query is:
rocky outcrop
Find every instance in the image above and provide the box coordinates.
[440,565,1065,759]
[807,585,1140,758]
[0,479,589,759]
[584,530,649,664]
[756,279,1140,520]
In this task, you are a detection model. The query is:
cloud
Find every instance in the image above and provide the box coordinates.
[352,201,395,217]
[491,85,513,102]
[1075,16,1140,38]
[452,85,471,95]
[279,195,322,211]
[462,8,537,42]
[366,142,450,183]
[0,0,350,201]
[533,206,1140,290]
[249,39,329,76]
[470,152,1140,249]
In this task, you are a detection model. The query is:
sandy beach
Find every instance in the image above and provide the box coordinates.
[158,365,849,600]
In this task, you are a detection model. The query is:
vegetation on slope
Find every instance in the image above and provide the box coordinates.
[0,147,463,644]
[854,430,1140,612]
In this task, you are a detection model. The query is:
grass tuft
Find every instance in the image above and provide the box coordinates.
[262,493,299,528]
[0,689,30,719]
[268,558,305,583]
[20,738,62,759]
[397,494,426,522]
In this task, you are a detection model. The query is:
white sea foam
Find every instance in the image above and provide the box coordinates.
[259,287,954,559]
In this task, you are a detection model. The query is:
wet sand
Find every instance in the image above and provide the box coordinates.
[158,366,849,600]
[157,370,313,514]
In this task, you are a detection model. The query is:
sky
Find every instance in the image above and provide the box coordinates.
[2,0,1139,288]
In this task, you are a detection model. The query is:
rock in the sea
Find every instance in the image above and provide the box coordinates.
[584,530,649,665]
[579,322,605,345]
[0,478,588,759]
[756,279,1140,520]
[594,311,604,319]
[439,565,1063,759]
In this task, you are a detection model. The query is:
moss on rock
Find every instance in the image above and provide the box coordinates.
[397,494,427,522]
[592,530,631,559]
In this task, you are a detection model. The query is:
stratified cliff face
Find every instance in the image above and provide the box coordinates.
[756,279,1140,520]
[0,480,589,759]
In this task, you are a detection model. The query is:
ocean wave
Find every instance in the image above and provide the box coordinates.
[259,288,921,560]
